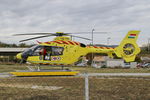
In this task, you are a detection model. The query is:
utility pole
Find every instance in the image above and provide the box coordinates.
[92,29,95,45]
[91,29,95,66]
[107,37,111,46]
[148,38,150,52]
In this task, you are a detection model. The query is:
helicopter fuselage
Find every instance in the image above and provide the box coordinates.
[17,40,114,65]
[16,30,141,65]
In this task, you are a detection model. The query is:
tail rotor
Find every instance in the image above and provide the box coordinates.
[115,30,141,62]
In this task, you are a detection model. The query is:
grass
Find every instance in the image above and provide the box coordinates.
[89,77,150,100]
[0,64,150,100]
[70,66,150,73]
[0,77,149,100]
[0,77,85,100]
[0,64,27,73]
[0,64,150,73]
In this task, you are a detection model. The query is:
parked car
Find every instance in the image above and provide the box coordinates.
[137,63,150,68]
[142,63,150,68]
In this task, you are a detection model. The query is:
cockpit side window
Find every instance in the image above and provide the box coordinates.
[51,47,64,56]
[32,46,43,56]
[22,45,39,56]
[31,46,64,56]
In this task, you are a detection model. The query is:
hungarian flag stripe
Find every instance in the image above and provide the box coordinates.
[130,34,136,36]
[128,34,136,38]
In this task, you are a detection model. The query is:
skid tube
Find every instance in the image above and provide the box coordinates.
[10,69,79,77]
[10,64,79,77]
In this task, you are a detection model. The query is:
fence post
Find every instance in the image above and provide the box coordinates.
[85,73,89,100]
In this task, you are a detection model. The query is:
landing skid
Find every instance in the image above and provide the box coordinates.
[26,65,41,71]
[26,64,65,71]
[10,65,79,77]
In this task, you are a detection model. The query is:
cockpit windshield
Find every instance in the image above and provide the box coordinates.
[22,45,64,57]
[22,45,39,55]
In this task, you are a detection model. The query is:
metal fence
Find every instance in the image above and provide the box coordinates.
[0,73,150,100]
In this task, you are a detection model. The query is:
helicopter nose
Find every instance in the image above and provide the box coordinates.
[16,53,22,59]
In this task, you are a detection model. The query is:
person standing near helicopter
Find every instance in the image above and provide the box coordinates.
[39,47,47,60]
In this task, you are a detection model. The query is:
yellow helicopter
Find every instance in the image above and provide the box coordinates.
[15,30,141,66]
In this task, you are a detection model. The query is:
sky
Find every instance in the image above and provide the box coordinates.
[0,0,150,46]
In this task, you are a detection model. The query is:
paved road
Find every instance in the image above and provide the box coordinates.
[78,73,150,77]
[0,72,150,78]
[0,73,12,78]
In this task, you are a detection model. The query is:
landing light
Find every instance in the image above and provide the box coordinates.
[16,53,22,59]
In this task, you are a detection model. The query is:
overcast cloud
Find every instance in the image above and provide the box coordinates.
[0,0,150,46]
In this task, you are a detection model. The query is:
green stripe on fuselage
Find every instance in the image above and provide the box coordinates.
[128,36,135,38]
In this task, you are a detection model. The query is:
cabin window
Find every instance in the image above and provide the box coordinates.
[51,47,64,56]
[32,46,64,56]
[80,43,86,47]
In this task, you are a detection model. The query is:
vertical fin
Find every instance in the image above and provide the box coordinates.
[115,30,141,62]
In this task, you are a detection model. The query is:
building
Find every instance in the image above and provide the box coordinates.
[0,48,27,62]
[141,57,150,63]
[106,59,124,68]
[91,56,137,68]
[91,56,107,68]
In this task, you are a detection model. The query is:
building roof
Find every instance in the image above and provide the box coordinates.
[93,56,108,61]
[0,48,27,52]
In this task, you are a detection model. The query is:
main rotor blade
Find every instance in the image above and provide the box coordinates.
[13,32,108,36]
[13,33,54,36]
[70,32,109,34]
[19,34,55,42]
[70,35,91,40]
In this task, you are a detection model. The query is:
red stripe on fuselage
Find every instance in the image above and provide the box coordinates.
[45,42,51,44]
[52,41,62,44]
[93,46,98,48]
[59,40,69,45]
[73,41,80,45]
[68,41,75,45]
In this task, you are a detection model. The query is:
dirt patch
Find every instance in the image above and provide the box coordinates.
[0,83,63,91]
[0,77,149,100]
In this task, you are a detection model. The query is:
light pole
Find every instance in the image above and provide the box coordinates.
[107,37,111,46]
[148,38,150,52]
[91,29,95,66]
[92,29,95,45]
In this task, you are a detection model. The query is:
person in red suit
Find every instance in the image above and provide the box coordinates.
[39,48,47,60]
